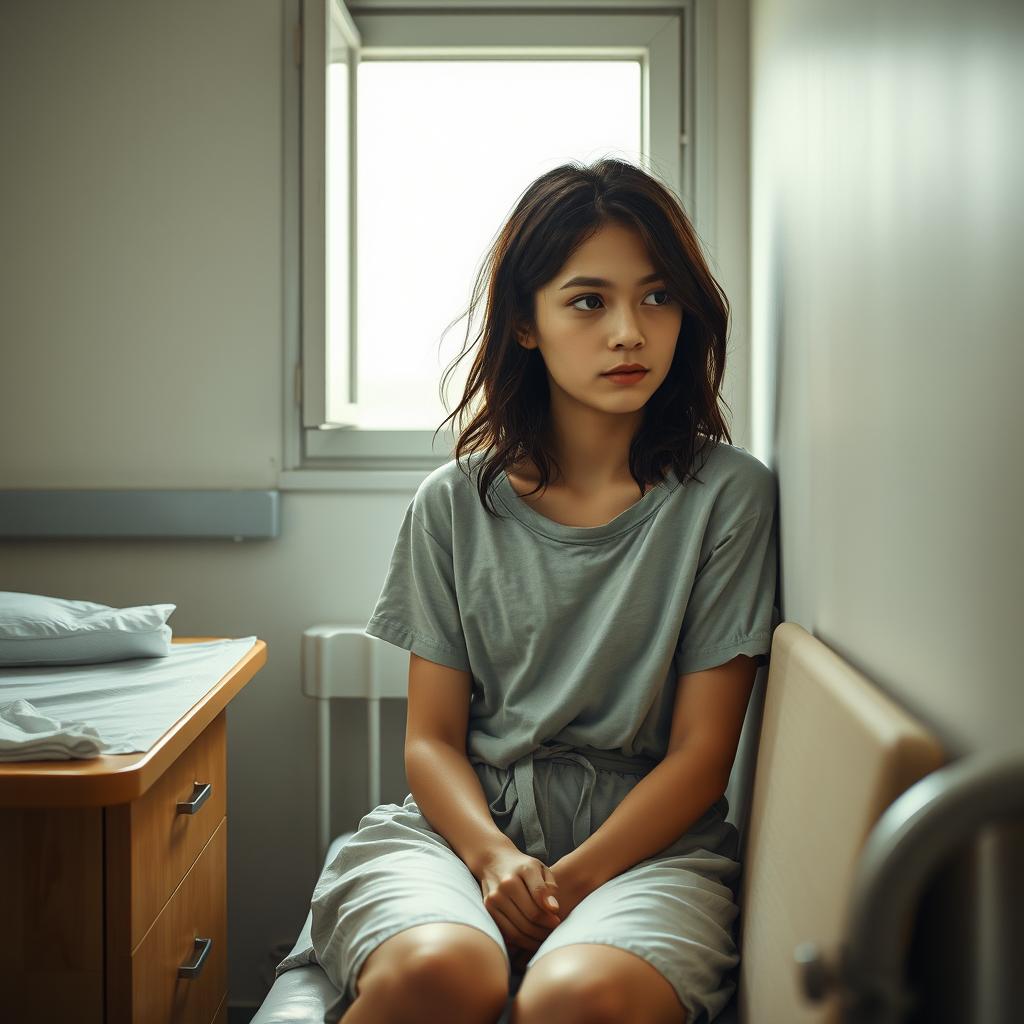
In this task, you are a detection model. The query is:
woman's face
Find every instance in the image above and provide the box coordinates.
[517,221,684,415]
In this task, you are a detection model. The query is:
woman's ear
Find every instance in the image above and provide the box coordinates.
[515,324,537,351]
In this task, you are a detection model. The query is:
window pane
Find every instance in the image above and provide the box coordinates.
[326,58,351,421]
[336,60,641,430]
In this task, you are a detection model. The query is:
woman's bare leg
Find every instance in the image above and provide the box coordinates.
[342,922,509,1024]
[510,943,687,1024]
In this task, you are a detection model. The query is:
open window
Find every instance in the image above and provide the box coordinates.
[288,0,704,472]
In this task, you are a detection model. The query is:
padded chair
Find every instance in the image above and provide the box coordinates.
[252,623,945,1024]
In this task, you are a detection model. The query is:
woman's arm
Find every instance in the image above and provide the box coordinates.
[558,655,758,890]
[406,737,519,874]
[404,653,518,875]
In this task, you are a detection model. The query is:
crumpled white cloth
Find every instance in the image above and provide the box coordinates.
[0,698,112,761]
[0,637,258,760]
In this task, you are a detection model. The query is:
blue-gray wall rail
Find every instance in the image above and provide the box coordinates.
[0,490,280,540]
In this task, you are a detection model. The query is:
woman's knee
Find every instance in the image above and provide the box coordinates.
[357,922,509,1019]
[514,951,633,1024]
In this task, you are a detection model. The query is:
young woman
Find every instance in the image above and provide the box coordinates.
[279,158,780,1024]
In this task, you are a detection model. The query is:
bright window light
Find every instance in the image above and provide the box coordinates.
[327,60,642,429]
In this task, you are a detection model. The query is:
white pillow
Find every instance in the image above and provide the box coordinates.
[0,592,175,667]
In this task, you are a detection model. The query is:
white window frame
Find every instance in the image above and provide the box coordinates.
[281,0,717,483]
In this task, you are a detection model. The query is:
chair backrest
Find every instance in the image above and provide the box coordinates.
[735,622,946,1023]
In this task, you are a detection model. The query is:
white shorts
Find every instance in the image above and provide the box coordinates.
[280,761,743,1024]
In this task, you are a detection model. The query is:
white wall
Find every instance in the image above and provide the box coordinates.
[0,0,283,488]
[751,0,1023,1016]
[0,0,759,1009]
[753,0,1023,757]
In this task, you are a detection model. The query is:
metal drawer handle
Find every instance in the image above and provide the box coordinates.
[176,782,212,815]
[178,936,213,978]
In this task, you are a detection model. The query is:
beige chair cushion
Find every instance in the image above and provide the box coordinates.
[736,622,945,1023]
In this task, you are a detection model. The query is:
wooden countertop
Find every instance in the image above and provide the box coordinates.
[0,637,266,807]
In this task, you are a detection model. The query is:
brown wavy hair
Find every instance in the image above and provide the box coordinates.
[433,157,734,518]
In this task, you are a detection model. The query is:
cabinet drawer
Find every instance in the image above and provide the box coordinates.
[132,815,227,1024]
[128,712,227,947]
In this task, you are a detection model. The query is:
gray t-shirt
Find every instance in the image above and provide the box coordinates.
[365,441,780,772]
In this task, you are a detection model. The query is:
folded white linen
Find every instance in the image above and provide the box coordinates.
[0,698,112,761]
[0,637,258,757]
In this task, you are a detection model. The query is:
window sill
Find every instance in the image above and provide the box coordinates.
[278,469,433,492]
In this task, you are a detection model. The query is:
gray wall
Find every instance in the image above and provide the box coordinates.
[1,0,1019,1016]
[751,0,1023,1018]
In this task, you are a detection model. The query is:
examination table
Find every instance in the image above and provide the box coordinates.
[252,623,948,1023]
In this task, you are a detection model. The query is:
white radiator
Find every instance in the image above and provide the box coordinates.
[301,625,409,862]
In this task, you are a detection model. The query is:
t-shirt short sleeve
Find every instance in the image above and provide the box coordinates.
[364,501,471,673]
[675,477,780,676]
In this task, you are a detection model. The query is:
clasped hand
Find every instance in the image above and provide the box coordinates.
[474,847,592,969]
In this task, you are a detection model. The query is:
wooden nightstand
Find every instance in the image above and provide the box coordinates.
[0,637,267,1024]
